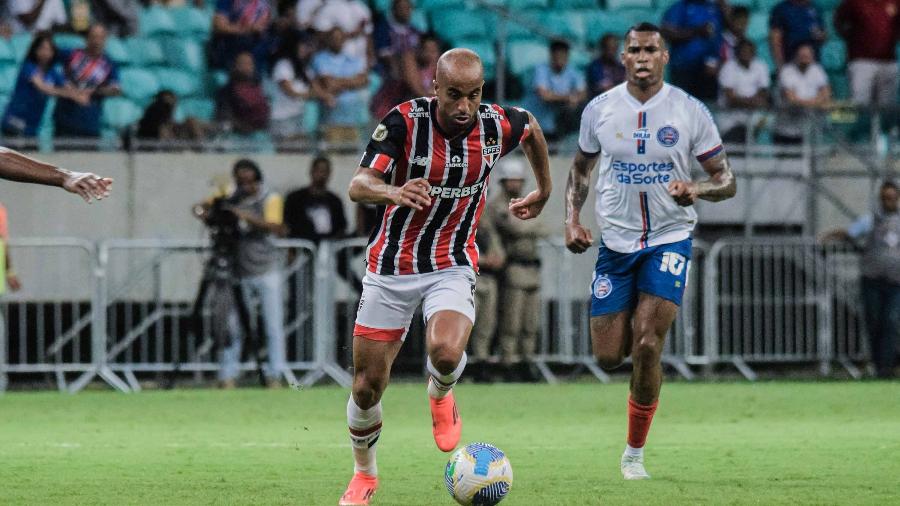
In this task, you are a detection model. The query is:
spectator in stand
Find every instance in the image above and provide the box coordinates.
[283,156,347,244]
[823,180,900,379]
[717,39,770,143]
[311,27,368,144]
[136,90,206,142]
[720,5,749,62]
[216,51,271,134]
[210,0,272,71]
[2,32,91,137]
[768,0,826,70]
[586,33,625,96]
[834,0,899,112]
[661,0,727,101]
[308,0,372,65]
[774,43,831,144]
[270,32,332,140]
[523,39,586,141]
[270,0,303,50]
[0,202,23,336]
[416,34,440,93]
[90,0,139,36]
[370,0,423,119]
[53,24,121,139]
[9,0,67,33]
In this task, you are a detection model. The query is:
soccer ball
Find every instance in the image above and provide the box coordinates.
[444,442,513,506]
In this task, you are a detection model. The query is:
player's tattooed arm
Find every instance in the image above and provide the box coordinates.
[668,149,737,206]
[0,146,112,202]
[564,149,599,254]
[509,111,552,220]
[349,166,432,211]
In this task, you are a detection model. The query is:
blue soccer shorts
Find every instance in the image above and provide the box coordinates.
[589,238,692,317]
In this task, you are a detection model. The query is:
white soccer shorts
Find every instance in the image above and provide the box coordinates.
[353,266,477,341]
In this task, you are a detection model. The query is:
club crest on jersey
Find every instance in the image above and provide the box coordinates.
[592,275,613,299]
[407,102,429,118]
[482,137,501,167]
[446,155,466,169]
[372,124,388,141]
[656,126,679,147]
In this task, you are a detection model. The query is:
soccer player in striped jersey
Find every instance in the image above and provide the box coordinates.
[564,23,736,480]
[0,146,112,202]
[339,48,551,505]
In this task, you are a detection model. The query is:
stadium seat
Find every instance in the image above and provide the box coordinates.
[410,10,430,33]
[211,70,229,89]
[617,7,657,26]
[543,11,586,43]
[552,0,598,8]
[0,40,16,63]
[820,40,845,72]
[0,94,9,115]
[153,68,202,97]
[486,13,536,42]
[746,12,769,44]
[431,11,487,44]
[303,100,319,134]
[728,0,755,8]
[127,38,167,67]
[164,38,206,72]
[169,7,212,40]
[419,0,462,12]
[583,11,635,44]
[606,0,652,10]
[817,0,841,10]
[11,34,31,62]
[755,0,782,13]
[104,37,131,66]
[654,0,679,11]
[0,66,18,94]
[507,40,549,77]
[53,33,85,51]
[507,0,549,8]
[140,6,177,37]
[828,72,849,100]
[455,39,497,79]
[102,97,143,129]
[177,97,215,121]
[119,67,161,103]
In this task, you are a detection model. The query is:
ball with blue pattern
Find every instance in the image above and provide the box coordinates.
[444,442,513,505]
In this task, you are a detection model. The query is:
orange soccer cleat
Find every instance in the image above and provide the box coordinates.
[430,391,462,452]
[338,472,378,506]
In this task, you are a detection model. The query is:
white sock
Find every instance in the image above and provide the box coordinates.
[624,444,643,459]
[347,396,382,476]
[426,353,467,399]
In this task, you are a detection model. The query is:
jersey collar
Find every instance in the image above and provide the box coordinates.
[621,83,671,111]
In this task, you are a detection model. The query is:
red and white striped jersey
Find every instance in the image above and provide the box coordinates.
[359,97,531,275]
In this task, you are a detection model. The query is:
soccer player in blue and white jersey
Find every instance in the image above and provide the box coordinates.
[563,23,736,480]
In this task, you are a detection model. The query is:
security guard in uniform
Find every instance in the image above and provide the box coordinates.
[470,202,506,380]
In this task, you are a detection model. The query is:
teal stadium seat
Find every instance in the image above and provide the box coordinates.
[419,0,462,12]
[654,0,679,11]
[53,33,85,51]
[486,13,535,42]
[820,40,845,72]
[177,97,215,121]
[507,0,549,8]
[0,66,18,95]
[102,97,143,130]
[170,7,212,40]
[127,38,167,67]
[584,11,636,44]
[617,7,657,26]
[140,6,177,37]
[11,34,32,62]
[755,0,781,12]
[542,11,587,43]
[508,40,549,77]
[164,38,206,72]
[746,12,768,44]
[828,72,849,100]
[104,37,131,66]
[817,0,841,10]
[431,11,487,44]
[0,40,16,63]
[211,70,229,89]
[455,39,497,79]
[728,0,755,8]
[552,0,598,8]
[606,0,652,10]
[410,10,430,33]
[153,68,201,97]
[0,94,9,115]
[119,67,161,103]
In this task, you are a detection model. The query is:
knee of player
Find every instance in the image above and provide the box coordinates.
[352,373,386,408]
[429,348,462,376]
[632,335,663,362]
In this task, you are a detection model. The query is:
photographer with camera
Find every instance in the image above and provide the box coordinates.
[192,159,288,389]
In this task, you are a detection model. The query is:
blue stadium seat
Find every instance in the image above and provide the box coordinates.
[0,40,16,63]
[728,0,755,8]
[584,11,636,44]
[508,0,549,8]
[419,0,462,11]
[755,0,782,12]
[746,12,769,43]
[104,37,131,66]
[169,7,212,40]
[654,0,679,11]
[11,34,32,62]
[177,97,215,121]
[53,33,85,51]
[828,72,848,100]
[553,0,598,8]
[102,97,143,129]
[455,39,497,79]
[140,6,177,37]
[817,0,841,10]
[617,7,657,26]
[0,66,18,94]
[0,94,9,115]
[431,11,487,44]
[820,40,845,71]
[153,68,202,97]
[543,11,586,43]
[127,38,167,67]
[119,67,161,103]
[508,40,549,77]
[164,38,206,72]
[410,10,430,33]
[606,0,652,10]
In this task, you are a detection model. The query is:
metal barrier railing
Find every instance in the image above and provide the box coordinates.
[0,236,874,392]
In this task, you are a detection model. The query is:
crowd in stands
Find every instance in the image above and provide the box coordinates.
[0,0,895,148]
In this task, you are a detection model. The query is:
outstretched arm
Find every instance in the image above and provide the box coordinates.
[509,111,552,220]
[0,147,112,203]
[564,149,599,253]
[668,149,736,206]
[348,166,432,211]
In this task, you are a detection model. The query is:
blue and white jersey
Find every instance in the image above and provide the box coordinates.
[578,83,723,253]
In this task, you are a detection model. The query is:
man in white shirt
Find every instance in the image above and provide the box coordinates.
[717,39,770,143]
[774,43,831,144]
[10,0,67,33]
[304,0,373,64]
[564,22,736,481]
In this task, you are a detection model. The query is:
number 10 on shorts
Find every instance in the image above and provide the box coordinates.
[659,252,686,276]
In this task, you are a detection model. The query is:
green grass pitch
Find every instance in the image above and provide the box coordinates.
[1,381,899,505]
